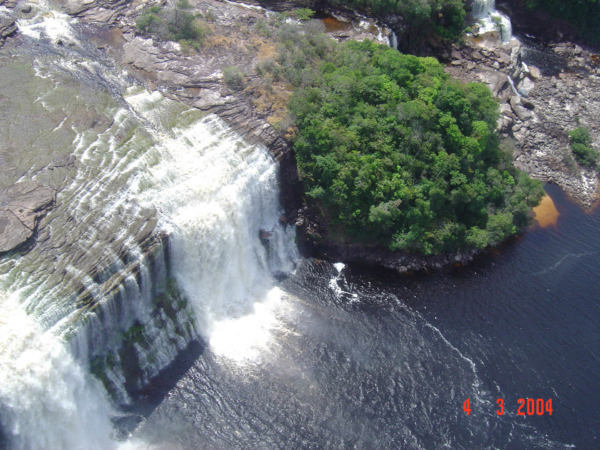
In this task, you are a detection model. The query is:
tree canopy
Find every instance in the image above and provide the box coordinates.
[288,40,544,254]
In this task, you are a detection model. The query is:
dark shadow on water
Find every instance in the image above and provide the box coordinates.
[112,340,204,439]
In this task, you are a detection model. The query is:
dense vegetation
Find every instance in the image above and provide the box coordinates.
[569,127,598,167]
[258,26,543,254]
[524,0,600,45]
[326,0,466,41]
[136,0,211,49]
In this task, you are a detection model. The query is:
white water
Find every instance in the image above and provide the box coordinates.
[472,0,495,19]
[0,10,298,446]
[472,0,513,42]
[389,31,398,50]
[0,85,298,445]
[128,89,298,363]
[0,292,115,450]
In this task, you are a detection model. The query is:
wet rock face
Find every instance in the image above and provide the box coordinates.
[0,182,55,253]
[0,18,18,41]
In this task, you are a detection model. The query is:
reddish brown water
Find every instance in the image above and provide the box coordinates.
[321,16,352,33]
[533,194,560,228]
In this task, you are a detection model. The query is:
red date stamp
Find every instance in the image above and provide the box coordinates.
[463,398,553,416]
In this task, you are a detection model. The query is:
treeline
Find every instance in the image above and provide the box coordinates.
[524,0,600,45]
[258,26,544,254]
[336,0,465,39]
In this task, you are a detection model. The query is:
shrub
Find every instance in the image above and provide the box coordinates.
[570,127,591,146]
[222,66,245,90]
[254,19,271,37]
[569,127,598,167]
[571,143,598,167]
[291,8,315,21]
[204,8,217,22]
[136,2,210,49]
[137,13,160,33]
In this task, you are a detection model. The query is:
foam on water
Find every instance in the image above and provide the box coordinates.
[0,291,115,450]
[17,0,78,43]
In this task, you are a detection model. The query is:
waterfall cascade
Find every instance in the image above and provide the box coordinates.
[0,5,298,448]
[389,31,398,51]
[472,0,495,19]
[129,88,299,362]
[472,0,513,43]
[0,291,115,450]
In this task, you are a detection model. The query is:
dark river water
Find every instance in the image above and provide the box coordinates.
[128,184,600,450]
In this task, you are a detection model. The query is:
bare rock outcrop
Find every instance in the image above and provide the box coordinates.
[0,17,18,44]
[0,182,56,253]
[446,35,600,207]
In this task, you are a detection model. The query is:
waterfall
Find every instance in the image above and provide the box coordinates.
[389,31,398,51]
[472,0,495,19]
[0,4,298,445]
[128,89,299,362]
[0,292,115,450]
[472,0,513,42]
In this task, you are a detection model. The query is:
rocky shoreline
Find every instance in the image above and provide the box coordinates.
[445,35,600,208]
[1,0,599,272]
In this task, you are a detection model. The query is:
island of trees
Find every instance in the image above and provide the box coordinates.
[258,32,544,255]
[137,4,547,256]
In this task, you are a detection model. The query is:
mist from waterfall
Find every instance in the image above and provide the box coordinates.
[0,292,115,450]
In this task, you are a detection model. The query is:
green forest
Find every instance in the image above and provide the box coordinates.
[329,0,466,40]
[275,39,544,255]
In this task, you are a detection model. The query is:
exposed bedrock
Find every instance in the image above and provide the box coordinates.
[446,36,600,208]
[0,182,55,253]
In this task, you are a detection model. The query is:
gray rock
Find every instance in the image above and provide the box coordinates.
[518,77,535,97]
[520,97,535,110]
[553,46,569,56]
[498,52,511,66]
[20,4,32,13]
[0,18,17,38]
[0,211,32,253]
[510,96,532,121]
[0,182,55,253]
[477,69,511,100]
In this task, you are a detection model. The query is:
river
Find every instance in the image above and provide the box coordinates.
[0,2,599,450]
[119,185,599,450]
